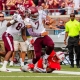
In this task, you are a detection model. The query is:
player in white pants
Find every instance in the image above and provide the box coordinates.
[9,34,27,67]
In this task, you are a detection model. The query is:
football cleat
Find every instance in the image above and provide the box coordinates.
[0,67,11,72]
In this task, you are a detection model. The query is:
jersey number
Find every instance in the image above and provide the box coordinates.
[35,21,39,29]
[16,23,22,30]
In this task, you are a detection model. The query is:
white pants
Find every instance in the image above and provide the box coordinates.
[14,41,27,52]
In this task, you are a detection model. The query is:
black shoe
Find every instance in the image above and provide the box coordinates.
[70,65,74,68]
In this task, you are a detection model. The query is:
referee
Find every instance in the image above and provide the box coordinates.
[64,13,80,68]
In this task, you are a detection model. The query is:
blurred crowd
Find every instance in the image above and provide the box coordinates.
[0,0,80,16]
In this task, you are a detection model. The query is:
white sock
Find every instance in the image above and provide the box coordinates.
[2,61,8,69]
[21,62,24,67]
[20,58,22,63]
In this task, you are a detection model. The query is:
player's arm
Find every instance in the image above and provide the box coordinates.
[21,27,27,41]
[21,27,30,45]
[27,27,48,37]
[7,13,19,27]
[7,20,17,27]
[27,27,41,37]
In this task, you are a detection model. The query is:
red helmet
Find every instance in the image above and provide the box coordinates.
[28,7,39,20]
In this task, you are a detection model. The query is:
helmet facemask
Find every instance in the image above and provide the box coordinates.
[30,12,39,20]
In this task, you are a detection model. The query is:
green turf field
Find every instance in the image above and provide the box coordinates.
[0,65,80,80]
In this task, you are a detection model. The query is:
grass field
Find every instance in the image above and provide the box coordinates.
[0,65,80,80]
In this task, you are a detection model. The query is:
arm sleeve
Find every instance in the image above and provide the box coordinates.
[27,28,41,37]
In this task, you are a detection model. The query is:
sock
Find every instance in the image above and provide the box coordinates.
[2,61,8,69]
[20,58,22,63]
[21,62,24,67]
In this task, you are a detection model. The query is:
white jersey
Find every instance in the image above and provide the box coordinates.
[6,20,25,37]
[0,20,8,40]
[24,10,46,34]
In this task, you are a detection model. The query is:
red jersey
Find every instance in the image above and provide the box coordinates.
[47,50,61,70]
[35,50,61,70]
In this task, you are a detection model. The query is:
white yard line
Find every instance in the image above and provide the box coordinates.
[0,76,80,78]
[53,70,80,75]
[2,68,80,76]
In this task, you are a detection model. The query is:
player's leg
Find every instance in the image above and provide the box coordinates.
[42,35,54,68]
[0,32,14,72]
[20,42,27,67]
[27,37,34,64]
[32,38,42,64]
[43,35,54,55]
[9,41,19,66]
[34,58,46,73]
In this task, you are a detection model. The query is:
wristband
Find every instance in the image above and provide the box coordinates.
[10,20,15,24]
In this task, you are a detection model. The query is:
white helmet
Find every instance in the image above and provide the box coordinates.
[56,51,65,62]
[21,64,34,72]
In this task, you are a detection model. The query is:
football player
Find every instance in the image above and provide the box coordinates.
[0,10,29,72]
[9,6,31,67]
[21,50,65,73]
[24,6,54,65]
